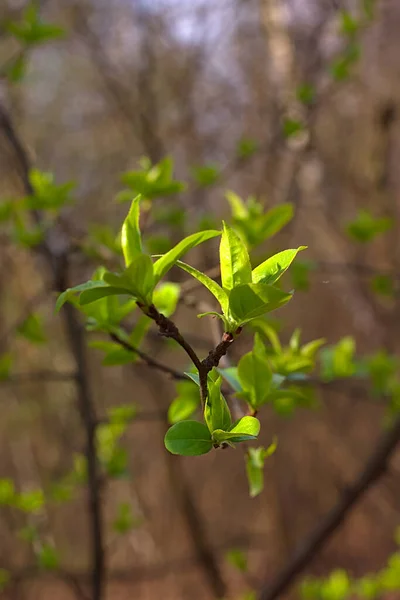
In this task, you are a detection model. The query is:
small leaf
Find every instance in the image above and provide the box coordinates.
[229,283,293,324]
[17,489,45,513]
[164,421,213,456]
[153,230,220,284]
[346,210,393,243]
[192,164,220,187]
[213,416,260,443]
[126,253,155,304]
[236,137,258,159]
[226,548,248,572]
[0,353,13,381]
[113,502,140,533]
[238,335,272,408]
[168,382,200,424]
[246,441,277,498]
[371,274,395,298]
[204,375,232,433]
[176,261,228,314]
[80,286,130,306]
[252,247,307,285]
[217,367,242,392]
[225,191,248,220]
[37,544,59,570]
[283,118,304,138]
[0,479,15,505]
[0,569,10,592]
[258,204,294,239]
[17,313,46,344]
[153,282,180,317]
[296,83,315,105]
[121,196,142,266]
[220,221,252,290]
[56,280,109,312]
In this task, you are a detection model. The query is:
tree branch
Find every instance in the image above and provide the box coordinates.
[258,414,400,600]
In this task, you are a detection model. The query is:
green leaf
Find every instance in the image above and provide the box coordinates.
[121,196,142,266]
[164,421,213,456]
[246,440,277,498]
[252,247,307,285]
[153,282,180,317]
[113,502,140,533]
[340,10,359,36]
[126,253,154,303]
[153,230,220,284]
[56,280,109,312]
[226,548,248,572]
[17,489,44,513]
[176,261,228,314]
[0,569,10,592]
[192,164,220,187]
[371,274,395,298]
[259,204,294,239]
[296,83,315,105]
[212,416,260,443]
[168,382,200,424]
[0,479,15,505]
[204,375,232,434]
[108,404,137,424]
[0,353,13,381]
[217,367,242,392]
[238,335,271,408]
[220,221,252,290]
[229,283,293,324]
[346,210,393,243]
[17,313,46,343]
[6,53,27,82]
[80,286,131,306]
[236,137,258,159]
[283,118,304,138]
[225,191,248,220]
[37,544,59,570]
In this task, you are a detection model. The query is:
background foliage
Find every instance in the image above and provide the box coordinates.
[0,1,400,599]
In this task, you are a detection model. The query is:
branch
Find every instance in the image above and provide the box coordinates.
[0,104,105,600]
[258,414,400,600]
[140,303,234,406]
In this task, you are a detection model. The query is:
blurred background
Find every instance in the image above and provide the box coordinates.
[0,0,400,599]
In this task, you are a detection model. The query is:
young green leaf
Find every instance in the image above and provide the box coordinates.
[246,440,277,498]
[176,260,228,314]
[238,335,272,408]
[164,421,213,456]
[217,367,243,392]
[153,230,220,284]
[204,376,232,433]
[225,191,248,220]
[229,283,293,324]
[252,247,307,285]
[0,353,13,381]
[168,381,200,424]
[121,196,142,266]
[56,280,110,312]
[212,416,260,443]
[126,253,154,303]
[226,548,248,572]
[17,313,46,344]
[258,204,294,239]
[220,221,252,290]
[79,285,130,306]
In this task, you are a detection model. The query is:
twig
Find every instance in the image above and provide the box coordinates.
[258,414,400,600]
[139,302,235,406]
[109,331,187,381]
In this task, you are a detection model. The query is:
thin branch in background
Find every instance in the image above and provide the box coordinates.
[258,414,400,600]
[0,104,105,600]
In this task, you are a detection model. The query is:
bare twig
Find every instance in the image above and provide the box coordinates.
[258,414,400,600]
